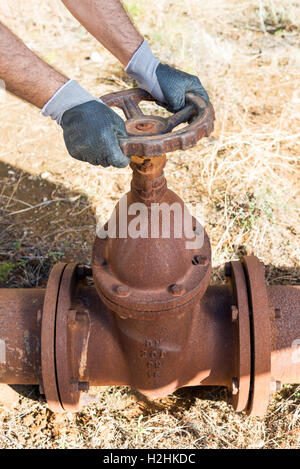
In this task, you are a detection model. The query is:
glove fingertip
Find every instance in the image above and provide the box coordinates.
[109,146,130,168]
[117,158,130,169]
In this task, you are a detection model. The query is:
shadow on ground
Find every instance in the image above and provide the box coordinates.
[0,160,96,288]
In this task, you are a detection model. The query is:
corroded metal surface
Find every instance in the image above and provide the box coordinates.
[0,288,44,384]
[42,263,92,412]
[101,88,215,157]
[92,153,211,320]
[229,261,251,412]
[92,224,211,320]
[242,256,271,416]
[0,268,299,414]
[44,283,236,396]
[55,263,83,412]
[41,263,66,412]
[268,285,300,385]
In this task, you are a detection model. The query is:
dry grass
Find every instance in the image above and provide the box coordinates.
[0,0,299,449]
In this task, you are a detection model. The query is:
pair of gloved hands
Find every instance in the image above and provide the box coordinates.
[42,40,209,168]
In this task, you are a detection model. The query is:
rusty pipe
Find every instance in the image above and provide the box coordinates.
[69,283,300,392]
[268,285,300,385]
[0,288,43,385]
[0,278,299,415]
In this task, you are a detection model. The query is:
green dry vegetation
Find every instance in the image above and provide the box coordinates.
[0,0,299,449]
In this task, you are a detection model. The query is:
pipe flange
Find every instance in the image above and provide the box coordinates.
[242,256,271,416]
[229,261,251,412]
[55,263,86,412]
[42,263,90,413]
[41,263,67,413]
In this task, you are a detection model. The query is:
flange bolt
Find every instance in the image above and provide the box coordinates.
[231,305,239,322]
[115,285,130,297]
[170,284,185,296]
[192,255,208,266]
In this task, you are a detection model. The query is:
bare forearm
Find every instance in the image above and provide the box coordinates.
[0,22,68,108]
[61,0,143,66]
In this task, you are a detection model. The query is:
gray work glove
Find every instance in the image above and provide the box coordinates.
[125,40,210,112]
[42,80,129,168]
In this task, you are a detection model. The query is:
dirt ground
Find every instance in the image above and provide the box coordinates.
[0,0,299,449]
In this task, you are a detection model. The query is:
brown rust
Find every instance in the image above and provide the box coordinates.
[0,264,299,414]
[0,89,299,416]
[77,284,236,394]
[43,271,300,412]
[101,88,215,157]
[40,282,236,398]
[242,256,271,416]
[268,285,300,385]
[41,263,66,412]
[129,154,167,204]
[92,152,212,320]
[228,261,251,413]
[0,288,43,385]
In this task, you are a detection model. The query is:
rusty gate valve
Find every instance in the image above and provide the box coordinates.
[92,89,215,321]
[2,87,298,418]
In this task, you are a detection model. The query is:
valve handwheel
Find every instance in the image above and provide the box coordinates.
[101,88,215,157]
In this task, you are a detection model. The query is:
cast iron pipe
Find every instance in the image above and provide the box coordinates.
[0,281,299,414]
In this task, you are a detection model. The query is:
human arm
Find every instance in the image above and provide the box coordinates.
[0,21,68,108]
[61,0,143,66]
[61,0,210,111]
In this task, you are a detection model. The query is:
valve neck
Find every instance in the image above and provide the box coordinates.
[130,154,167,204]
